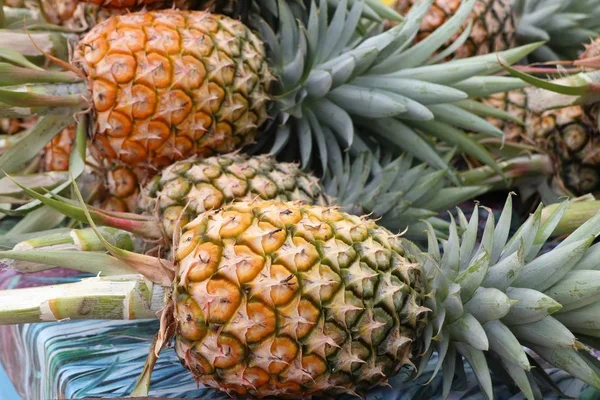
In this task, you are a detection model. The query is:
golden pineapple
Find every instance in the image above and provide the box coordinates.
[74,10,271,171]
[172,201,427,396]
[0,117,143,212]
[0,118,74,172]
[0,118,33,136]
[392,0,517,58]
[0,10,271,174]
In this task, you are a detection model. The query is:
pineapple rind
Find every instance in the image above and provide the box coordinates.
[140,153,488,240]
[174,200,428,397]
[72,10,272,171]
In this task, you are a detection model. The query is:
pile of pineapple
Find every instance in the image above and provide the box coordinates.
[3,0,600,399]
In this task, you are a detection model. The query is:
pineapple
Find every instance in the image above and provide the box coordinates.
[392,0,600,62]
[0,119,74,172]
[2,197,600,398]
[0,3,538,184]
[482,89,600,197]
[18,153,487,254]
[74,10,271,170]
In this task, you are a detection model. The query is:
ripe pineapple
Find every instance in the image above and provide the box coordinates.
[0,3,539,184]
[482,89,600,197]
[75,10,271,170]
[0,118,74,172]
[3,197,600,398]
[392,0,516,58]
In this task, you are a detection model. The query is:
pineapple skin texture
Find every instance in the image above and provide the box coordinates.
[141,154,330,239]
[73,10,272,172]
[393,0,517,58]
[484,90,600,196]
[173,201,428,397]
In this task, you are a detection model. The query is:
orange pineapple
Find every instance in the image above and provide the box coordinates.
[71,10,271,172]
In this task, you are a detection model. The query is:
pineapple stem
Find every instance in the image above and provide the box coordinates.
[0,248,138,275]
[543,201,600,237]
[459,154,554,188]
[0,275,165,324]
[0,64,81,85]
[13,229,73,249]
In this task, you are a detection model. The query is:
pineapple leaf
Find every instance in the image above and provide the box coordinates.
[409,120,504,179]
[0,63,80,85]
[428,104,504,138]
[352,76,468,104]
[363,0,403,22]
[0,88,84,109]
[454,99,524,125]
[455,343,493,399]
[425,19,473,65]
[0,47,44,70]
[6,206,65,235]
[393,0,476,69]
[452,76,529,98]
[497,357,535,400]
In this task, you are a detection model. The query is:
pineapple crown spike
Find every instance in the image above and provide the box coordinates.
[412,195,600,399]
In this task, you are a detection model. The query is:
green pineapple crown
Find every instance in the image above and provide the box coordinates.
[251,0,539,177]
[3,194,600,399]
[412,195,600,399]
